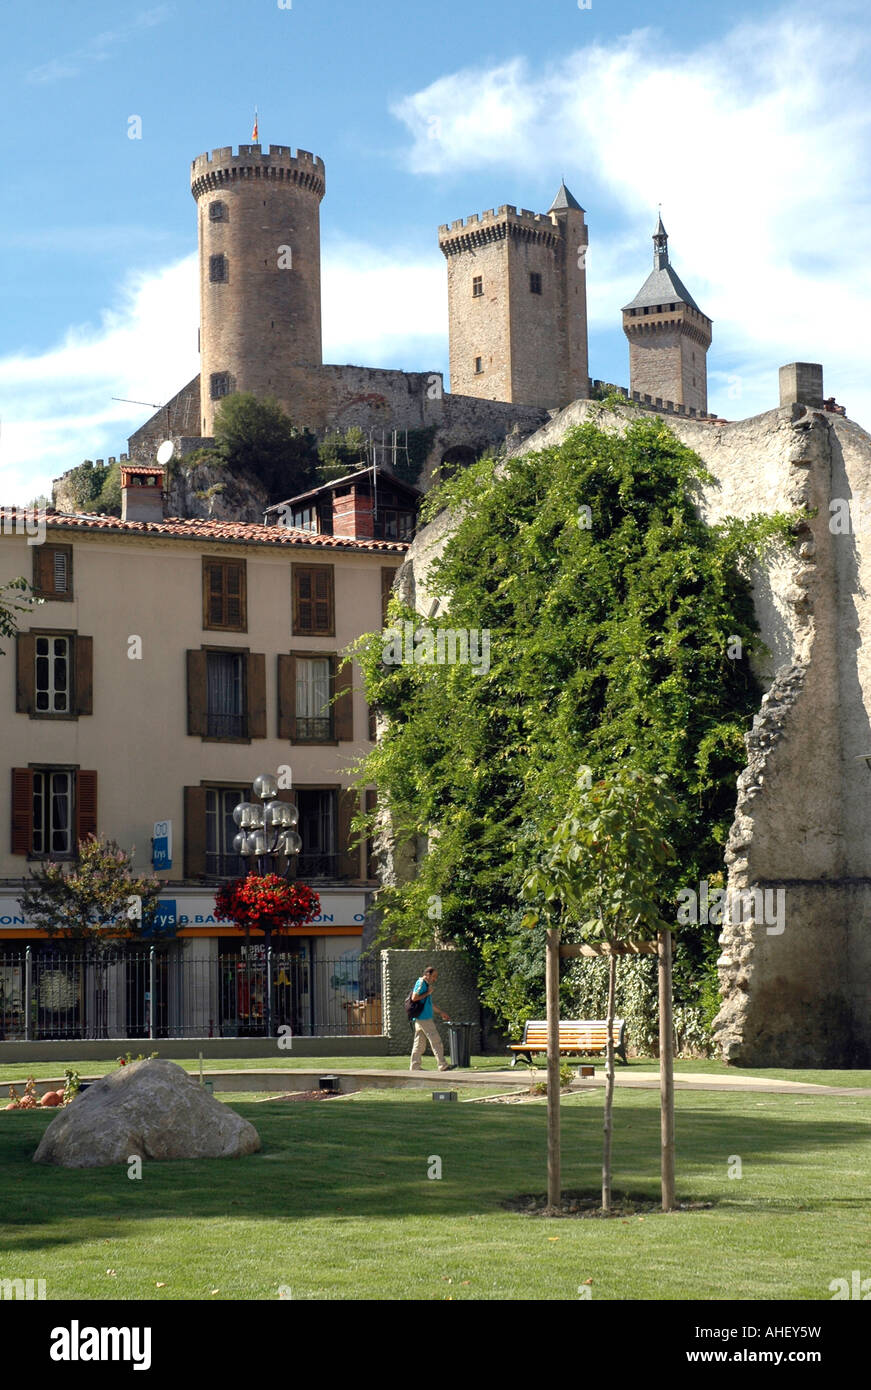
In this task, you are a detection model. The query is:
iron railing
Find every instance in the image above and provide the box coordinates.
[0,947,382,1041]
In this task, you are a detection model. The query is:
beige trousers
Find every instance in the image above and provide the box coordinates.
[410,1017,448,1069]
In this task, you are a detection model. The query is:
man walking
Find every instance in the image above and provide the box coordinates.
[409,965,454,1071]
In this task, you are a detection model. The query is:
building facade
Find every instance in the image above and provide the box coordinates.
[0,472,404,1039]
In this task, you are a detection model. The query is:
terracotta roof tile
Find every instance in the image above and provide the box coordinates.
[31,512,408,554]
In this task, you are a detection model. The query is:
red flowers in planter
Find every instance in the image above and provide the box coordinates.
[214,875,320,934]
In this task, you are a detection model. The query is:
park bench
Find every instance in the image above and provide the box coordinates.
[509,1019,628,1067]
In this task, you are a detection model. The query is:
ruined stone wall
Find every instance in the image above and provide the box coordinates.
[397,394,871,1066]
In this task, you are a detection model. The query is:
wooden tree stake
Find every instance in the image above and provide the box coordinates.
[658,927,676,1211]
[546,926,561,1212]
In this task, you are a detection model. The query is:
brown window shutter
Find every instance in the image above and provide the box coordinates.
[337,788,360,880]
[207,561,225,626]
[313,567,334,634]
[225,563,244,629]
[381,567,398,626]
[184,785,208,878]
[293,565,334,636]
[187,649,208,736]
[74,635,93,716]
[76,771,98,844]
[365,788,378,880]
[247,652,267,738]
[10,768,33,855]
[15,632,36,715]
[333,659,354,741]
[277,653,297,740]
[33,548,52,596]
[293,567,313,633]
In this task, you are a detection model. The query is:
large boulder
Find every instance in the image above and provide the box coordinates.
[33,1059,260,1168]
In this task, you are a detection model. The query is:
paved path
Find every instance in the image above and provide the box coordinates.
[4,1067,870,1099]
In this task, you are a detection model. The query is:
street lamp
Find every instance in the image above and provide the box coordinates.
[231,773,302,878]
[229,773,303,1039]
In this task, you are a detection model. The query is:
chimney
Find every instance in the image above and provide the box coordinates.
[121,465,165,523]
[332,484,374,540]
[779,363,824,409]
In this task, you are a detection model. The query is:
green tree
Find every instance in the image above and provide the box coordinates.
[523,766,678,1213]
[0,577,39,656]
[316,426,368,482]
[213,393,318,500]
[353,416,794,1040]
[18,835,163,941]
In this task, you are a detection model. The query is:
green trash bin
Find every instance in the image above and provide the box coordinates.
[445,1021,474,1069]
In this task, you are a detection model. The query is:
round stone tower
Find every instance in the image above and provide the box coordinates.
[191,143,326,435]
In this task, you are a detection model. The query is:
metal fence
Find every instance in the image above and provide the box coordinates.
[0,947,382,1041]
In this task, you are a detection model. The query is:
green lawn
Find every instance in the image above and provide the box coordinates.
[1,1053,869,1088]
[1,1086,868,1300]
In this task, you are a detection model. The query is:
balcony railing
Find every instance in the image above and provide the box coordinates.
[205,851,340,881]
[206,711,245,739]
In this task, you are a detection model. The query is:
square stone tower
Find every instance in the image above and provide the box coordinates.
[622,216,712,414]
[438,183,589,410]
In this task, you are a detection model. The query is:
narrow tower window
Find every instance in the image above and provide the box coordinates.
[530,272,542,295]
[472,276,483,297]
[209,254,228,283]
[474,357,483,374]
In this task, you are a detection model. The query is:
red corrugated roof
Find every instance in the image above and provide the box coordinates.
[28,512,409,553]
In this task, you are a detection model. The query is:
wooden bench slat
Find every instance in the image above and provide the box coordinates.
[508,1018,629,1066]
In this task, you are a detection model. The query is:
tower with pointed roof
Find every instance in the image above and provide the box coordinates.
[622,216,712,414]
[438,182,589,408]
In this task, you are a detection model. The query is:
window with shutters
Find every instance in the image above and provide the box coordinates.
[206,651,245,739]
[381,567,398,627]
[295,789,337,879]
[35,635,70,713]
[32,544,73,600]
[203,558,247,632]
[292,565,334,636]
[296,656,332,740]
[209,254,228,283]
[205,785,247,877]
[32,769,73,857]
[18,630,91,721]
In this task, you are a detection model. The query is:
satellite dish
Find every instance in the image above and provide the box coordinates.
[156,440,175,465]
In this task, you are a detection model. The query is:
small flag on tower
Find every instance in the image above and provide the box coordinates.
[252,108,259,142]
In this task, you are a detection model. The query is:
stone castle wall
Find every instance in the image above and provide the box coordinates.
[396,393,871,1066]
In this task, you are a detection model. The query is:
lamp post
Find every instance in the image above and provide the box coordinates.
[230,773,302,1038]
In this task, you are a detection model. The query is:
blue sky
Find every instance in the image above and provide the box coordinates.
[1,0,869,503]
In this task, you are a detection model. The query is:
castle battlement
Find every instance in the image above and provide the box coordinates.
[438,203,564,257]
[438,204,562,236]
[191,144,325,199]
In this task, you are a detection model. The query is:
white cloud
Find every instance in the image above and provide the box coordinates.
[0,257,199,505]
[26,7,171,84]
[322,238,446,367]
[392,4,871,422]
[0,242,446,506]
